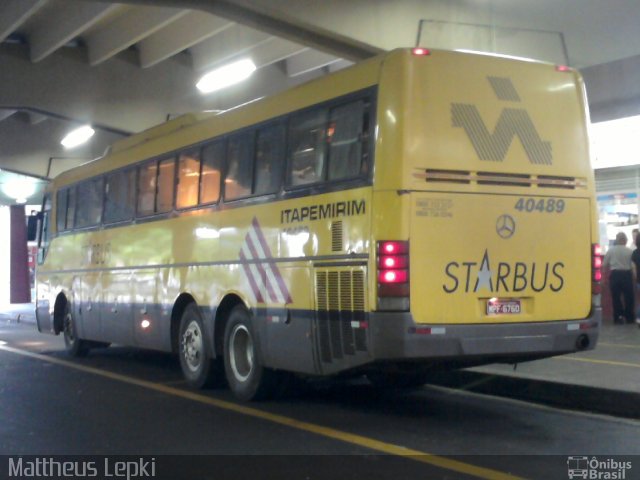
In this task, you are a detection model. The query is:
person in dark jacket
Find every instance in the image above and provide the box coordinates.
[603,232,636,324]
[631,232,640,327]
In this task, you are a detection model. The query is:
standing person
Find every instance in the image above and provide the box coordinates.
[603,232,636,324]
[632,232,640,326]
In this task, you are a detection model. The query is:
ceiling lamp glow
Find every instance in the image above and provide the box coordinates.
[196,59,257,94]
[61,125,95,149]
[2,179,36,203]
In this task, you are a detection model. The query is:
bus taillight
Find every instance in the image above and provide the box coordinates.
[592,244,603,294]
[412,48,431,56]
[377,241,410,311]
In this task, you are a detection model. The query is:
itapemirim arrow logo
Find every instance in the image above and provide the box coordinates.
[452,76,553,165]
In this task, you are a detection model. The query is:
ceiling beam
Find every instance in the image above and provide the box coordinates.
[86,6,189,66]
[0,0,46,43]
[247,37,307,69]
[0,109,17,122]
[190,24,271,72]
[138,11,233,68]
[80,0,382,61]
[286,50,341,77]
[27,111,49,125]
[29,2,120,62]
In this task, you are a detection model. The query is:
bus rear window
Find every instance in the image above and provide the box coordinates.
[137,161,157,216]
[105,169,135,223]
[288,108,328,187]
[201,141,223,204]
[255,124,285,195]
[328,100,367,181]
[76,178,104,228]
[225,132,254,201]
[177,150,201,209]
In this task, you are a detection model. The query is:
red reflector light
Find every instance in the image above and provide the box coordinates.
[379,255,409,269]
[556,64,572,72]
[412,47,430,56]
[378,241,408,255]
[377,240,409,306]
[592,243,603,294]
[379,270,408,284]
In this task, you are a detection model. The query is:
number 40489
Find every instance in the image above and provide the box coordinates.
[514,198,565,213]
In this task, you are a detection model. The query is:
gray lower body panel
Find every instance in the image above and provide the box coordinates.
[368,308,601,365]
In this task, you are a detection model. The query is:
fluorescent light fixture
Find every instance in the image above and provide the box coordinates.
[196,59,257,94]
[61,125,95,149]
[2,178,36,203]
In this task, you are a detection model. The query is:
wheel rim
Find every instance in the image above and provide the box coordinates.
[182,320,204,373]
[63,312,75,343]
[229,324,253,382]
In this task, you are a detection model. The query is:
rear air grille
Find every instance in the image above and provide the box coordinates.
[477,171,531,186]
[421,169,471,184]
[331,221,343,252]
[414,168,587,189]
[537,175,584,189]
[315,269,367,363]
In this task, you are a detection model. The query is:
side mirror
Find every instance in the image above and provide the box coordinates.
[27,213,41,242]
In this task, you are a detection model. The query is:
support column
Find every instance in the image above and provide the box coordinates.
[10,204,30,303]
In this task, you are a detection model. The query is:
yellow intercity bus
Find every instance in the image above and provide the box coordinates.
[35,48,601,400]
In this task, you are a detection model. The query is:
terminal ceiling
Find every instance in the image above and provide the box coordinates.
[0,0,639,205]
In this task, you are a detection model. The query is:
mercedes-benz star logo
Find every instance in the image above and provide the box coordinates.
[496,214,516,239]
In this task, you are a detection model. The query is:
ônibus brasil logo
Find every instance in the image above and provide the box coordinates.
[567,456,632,479]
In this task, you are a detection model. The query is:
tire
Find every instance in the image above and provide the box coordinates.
[223,305,277,401]
[178,303,221,388]
[62,302,90,358]
[366,371,428,390]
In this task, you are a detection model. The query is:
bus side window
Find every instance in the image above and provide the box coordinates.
[200,141,224,204]
[287,108,328,187]
[56,189,68,233]
[177,149,201,209]
[254,124,285,195]
[66,186,76,230]
[104,169,135,223]
[76,177,104,228]
[328,100,366,181]
[156,157,176,213]
[225,132,254,201]
[137,161,157,217]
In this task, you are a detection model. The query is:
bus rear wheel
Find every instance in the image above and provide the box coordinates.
[223,305,277,401]
[62,303,89,358]
[178,303,220,388]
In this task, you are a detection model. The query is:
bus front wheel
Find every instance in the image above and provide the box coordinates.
[223,305,277,401]
[178,303,220,389]
[63,303,89,358]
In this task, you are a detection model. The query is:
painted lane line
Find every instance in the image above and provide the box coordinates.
[0,344,523,480]
[597,342,640,350]
[556,356,640,369]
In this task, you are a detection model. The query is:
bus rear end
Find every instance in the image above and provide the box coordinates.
[370,49,600,368]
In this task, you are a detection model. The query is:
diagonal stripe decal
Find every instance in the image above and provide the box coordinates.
[239,217,292,304]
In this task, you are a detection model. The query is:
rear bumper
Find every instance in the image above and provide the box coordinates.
[368,308,601,363]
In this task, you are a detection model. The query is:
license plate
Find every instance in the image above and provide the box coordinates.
[486,299,521,315]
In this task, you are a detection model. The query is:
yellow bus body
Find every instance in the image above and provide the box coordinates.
[36,49,600,392]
